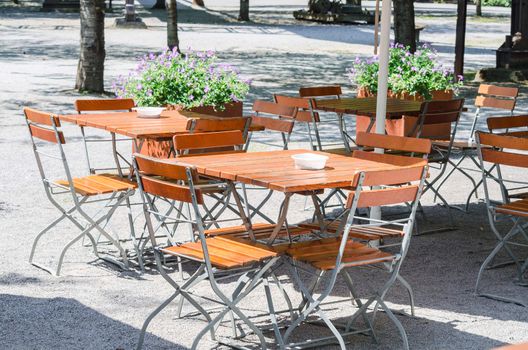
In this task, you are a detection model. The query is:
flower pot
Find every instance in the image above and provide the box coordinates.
[355,88,454,140]
[139,101,244,158]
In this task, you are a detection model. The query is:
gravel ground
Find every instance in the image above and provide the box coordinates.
[0,2,527,349]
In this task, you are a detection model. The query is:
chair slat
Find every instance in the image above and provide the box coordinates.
[251,115,294,133]
[347,185,419,209]
[173,131,244,152]
[252,100,296,118]
[356,132,432,154]
[140,176,203,204]
[360,166,426,187]
[74,98,135,112]
[481,148,528,168]
[134,154,194,181]
[299,85,342,98]
[273,94,311,109]
[187,117,249,133]
[487,115,528,132]
[475,96,516,110]
[24,107,61,127]
[29,124,65,144]
[478,131,528,151]
[477,84,519,98]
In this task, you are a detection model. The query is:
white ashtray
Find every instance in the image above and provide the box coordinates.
[133,107,165,118]
[291,153,329,170]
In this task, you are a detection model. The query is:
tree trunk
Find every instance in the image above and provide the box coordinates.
[152,0,165,9]
[393,0,416,52]
[75,0,105,92]
[166,0,180,52]
[239,0,249,21]
[475,0,482,16]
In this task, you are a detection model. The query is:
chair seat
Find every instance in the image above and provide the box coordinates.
[205,223,313,240]
[55,174,137,196]
[286,237,395,270]
[495,198,528,217]
[299,221,403,241]
[161,236,277,269]
[433,140,478,150]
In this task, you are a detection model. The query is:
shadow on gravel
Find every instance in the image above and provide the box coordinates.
[0,294,185,349]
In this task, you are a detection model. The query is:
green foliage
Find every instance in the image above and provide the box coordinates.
[348,43,463,99]
[481,0,511,7]
[113,48,251,109]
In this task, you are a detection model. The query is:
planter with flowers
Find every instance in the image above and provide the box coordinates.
[348,43,463,138]
[113,48,251,157]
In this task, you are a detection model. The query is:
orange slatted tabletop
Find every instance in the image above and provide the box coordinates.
[59,110,263,140]
[314,97,422,117]
[173,149,427,193]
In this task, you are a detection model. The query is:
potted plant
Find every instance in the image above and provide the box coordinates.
[112,48,251,156]
[348,43,463,137]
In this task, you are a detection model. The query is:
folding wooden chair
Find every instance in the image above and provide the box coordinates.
[24,107,137,276]
[273,94,321,151]
[269,163,428,349]
[74,98,135,177]
[299,85,353,153]
[433,84,518,211]
[408,98,464,232]
[133,154,280,349]
[475,131,528,306]
[247,100,296,150]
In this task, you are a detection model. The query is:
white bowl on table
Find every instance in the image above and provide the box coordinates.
[291,153,329,170]
[133,107,165,118]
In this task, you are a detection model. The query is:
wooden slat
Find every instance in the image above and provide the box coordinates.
[478,132,528,151]
[487,115,528,131]
[24,108,61,127]
[356,132,432,154]
[478,84,519,98]
[74,98,135,112]
[347,185,419,208]
[55,174,136,196]
[188,117,249,133]
[29,124,65,144]
[251,115,294,133]
[299,85,342,98]
[481,149,528,168]
[475,95,516,110]
[134,154,195,181]
[141,176,203,204]
[273,94,311,109]
[173,131,244,152]
[496,199,528,217]
[252,100,296,118]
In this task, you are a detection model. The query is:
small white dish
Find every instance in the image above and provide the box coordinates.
[291,153,329,170]
[133,107,165,118]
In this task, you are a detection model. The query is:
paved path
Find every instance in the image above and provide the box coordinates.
[0,3,527,349]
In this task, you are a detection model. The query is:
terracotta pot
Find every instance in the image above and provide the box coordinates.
[355,88,454,140]
[139,101,244,158]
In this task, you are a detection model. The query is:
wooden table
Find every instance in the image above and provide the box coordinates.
[313,97,423,153]
[59,109,246,140]
[314,97,422,117]
[176,149,426,244]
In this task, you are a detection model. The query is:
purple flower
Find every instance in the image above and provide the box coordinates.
[147,89,153,97]
[230,93,239,102]
[457,75,464,81]
[136,83,143,90]
[204,85,210,93]
[189,94,194,100]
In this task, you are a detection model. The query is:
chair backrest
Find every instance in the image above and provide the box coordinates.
[356,132,432,157]
[252,100,296,118]
[411,99,464,154]
[250,100,295,150]
[476,131,528,169]
[273,94,319,123]
[74,98,135,113]
[173,130,245,156]
[299,85,342,99]
[133,154,203,204]
[487,115,528,138]
[186,117,251,137]
[474,84,518,111]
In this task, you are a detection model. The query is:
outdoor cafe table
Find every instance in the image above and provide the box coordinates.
[170,149,427,245]
[313,97,423,153]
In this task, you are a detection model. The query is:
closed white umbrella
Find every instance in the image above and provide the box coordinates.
[375,0,392,138]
